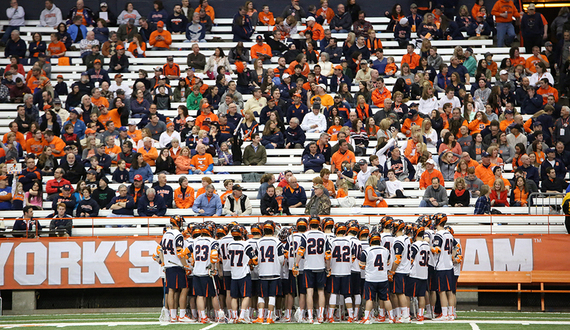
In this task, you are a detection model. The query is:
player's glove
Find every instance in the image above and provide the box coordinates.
[184,265,193,276]
[431,247,441,254]
[454,255,463,264]
[208,268,218,277]
[326,269,331,277]
[292,264,299,277]
[388,271,395,282]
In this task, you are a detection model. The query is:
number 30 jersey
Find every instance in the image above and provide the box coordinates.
[193,236,219,276]
[409,240,430,280]
[161,229,184,268]
[301,230,331,271]
[360,246,390,282]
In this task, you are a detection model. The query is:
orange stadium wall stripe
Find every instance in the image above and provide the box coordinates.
[1,234,569,290]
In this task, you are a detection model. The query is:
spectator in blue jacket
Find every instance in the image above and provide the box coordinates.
[167,4,189,34]
[129,153,154,183]
[285,117,306,149]
[185,12,206,42]
[302,142,326,173]
[232,7,253,42]
[67,15,89,43]
[192,184,222,216]
[66,0,95,26]
[261,121,285,149]
[62,108,87,139]
[4,30,26,59]
[137,187,167,217]
[107,184,136,217]
[521,86,543,115]
[467,13,492,38]
[283,176,307,208]
[148,0,169,26]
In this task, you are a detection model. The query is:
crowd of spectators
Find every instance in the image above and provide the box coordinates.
[2,0,570,236]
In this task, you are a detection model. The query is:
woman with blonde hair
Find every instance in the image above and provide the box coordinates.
[362,175,388,207]
[418,84,438,115]
[238,109,259,141]
[376,118,393,144]
[490,178,509,207]
[421,119,437,148]
[404,132,423,165]
[487,145,504,168]
[449,177,469,207]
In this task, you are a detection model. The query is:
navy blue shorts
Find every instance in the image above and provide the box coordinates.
[406,277,428,297]
[452,275,459,294]
[363,281,390,301]
[350,272,361,295]
[360,277,366,295]
[251,279,260,296]
[165,267,188,290]
[281,278,291,296]
[193,276,217,297]
[222,275,232,292]
[260,279,282,298]
[285,271,306,296]
[325,275,332,292]
[330,275,351,295]
[186,276,194,295]
[436,269,454,292]
[231,275,252,299]
[392,273,408,294]
[304,270,326,289]
[428,265,437,292]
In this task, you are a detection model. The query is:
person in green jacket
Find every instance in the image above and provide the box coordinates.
[463,47,477,77]
[186,84,202,110]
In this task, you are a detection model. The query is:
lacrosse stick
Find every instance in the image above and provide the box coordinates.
[207,264,227,323]
[159,273,169,323]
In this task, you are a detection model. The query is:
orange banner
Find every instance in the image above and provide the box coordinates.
[1,235,569,290]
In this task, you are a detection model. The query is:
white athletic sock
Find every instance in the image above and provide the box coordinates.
[286,309,291,318]
[300,309,305,320]
[170,309,176,318]
[348,307,353,318]
[442,307,448,317]
[353,307,359,318]
[179,309,186,318]
[425,304,431,315]
[404,307,409,318]
[388,309,395,319]
[232,310,238,319]
[191,309,197,319]
[449,306,454,316]
[318,307,324,319]
[307,309,313,320]
[395,307,401,317]
[419,308,424,316]
[364,310,370,319]
[258,309,263,319]
[240,309,246,319]
[328,307,335,318]
[379,308,385,318]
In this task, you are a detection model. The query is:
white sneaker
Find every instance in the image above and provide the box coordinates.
[400,316,411,323]
[433,315,448,321]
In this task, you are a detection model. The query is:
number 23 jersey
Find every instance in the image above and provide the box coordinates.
[193,236,219,276]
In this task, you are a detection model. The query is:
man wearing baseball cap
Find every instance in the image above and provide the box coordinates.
[162,55,180,79]
[300,16,325,41]
[330,64,351,93]
[149,20,172,50]
[52,184,77,215]
[251,35,272,63]
[87,58,111,85]
[109,44,129,73]
[310,83,333,107]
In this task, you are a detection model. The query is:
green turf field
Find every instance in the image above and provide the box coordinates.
[1,312,570,329]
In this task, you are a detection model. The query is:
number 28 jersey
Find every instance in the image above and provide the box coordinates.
[193,236,219,276]
[301,230,331,271]
[161,229,185,268]
[360,246,390,282]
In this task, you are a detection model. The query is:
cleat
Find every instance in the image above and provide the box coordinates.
[327,318,334,323]
[199,317,208,324]
[375,316,385,323]
[388,317,396,324]
[238,318,251,324]
[433,315,448,321]
[308,318,314,324]
[358,318,371,324]
[317,317,324,324]
[283,316,291,323]
[170,317,179,323]
[347,317,354,323]
[400,316,411,323]
[252,317,264,324]
[179,316,194,323]
[395,317,402,324]
[417,315,425,322]
[448,314,455,321]
[266,318,275,324]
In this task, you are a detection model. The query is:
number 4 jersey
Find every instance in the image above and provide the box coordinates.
[360,246,390,282]
[161,228,185,268]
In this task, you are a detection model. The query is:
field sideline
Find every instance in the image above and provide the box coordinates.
[1,312,570,329]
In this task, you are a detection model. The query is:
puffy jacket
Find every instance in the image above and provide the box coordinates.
[174,186,195,209]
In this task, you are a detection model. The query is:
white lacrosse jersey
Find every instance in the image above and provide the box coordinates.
[453,237,462,276]
[287,232,307,271]
[380,232,395,268]
[257,236,284,279]
[193,236,219,276]
[329,237,353,276]
[228,241,256,280]
[219,234,235,274]
[433,229,454,271]
[424,228,436,268]
[247,238,261,280]
[359,240,370,279]
[348,236,362,273]
[410,240,430,280]
[161,228,184,268]
[360,245,390,282]
[393,235,411,274]
[184,237,195,276]
[302,230,331,271]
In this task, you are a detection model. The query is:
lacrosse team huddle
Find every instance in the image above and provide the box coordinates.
[155,212,462,324]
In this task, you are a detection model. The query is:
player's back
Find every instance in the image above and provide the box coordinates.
[219,234,234,275]
[287,232,306,271]
[359,240,370,279]
[247,238,260,280]
[424,228,437,268]
[303,230,330,271]
[193,236,218,276]
[393,235,411,274]
[453,237,462,276]
[362,246,390,282]
[410,240,430,280]
[228,240,254,280]
[348,236,362,273]
[257,236,284,279]
[161,228,184,268]
[434,229,454,271]
[330,236,353,276]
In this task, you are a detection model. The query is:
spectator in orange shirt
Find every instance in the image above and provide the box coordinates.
[525,46,549,75]
[536,78,558,104]
[195,0,215,22]
[190,144,214,174]
[162,55,180,79]
[250,35,272,63]
[401,109,424,137]
[401,44,421,70]
[149,21,172,50]
[371,77,392,108]
[127,120,142,143]
[174,176,195,209]
[195,103,219,131]
[44,130,66,158]
[330,139,356,173]
[419,159,445,189]
[26,67,44,92]
[316,0,335,24]
[26,129,47,156]
[258,5,275,25]
[91,88,109,109]
[98,106,122,130]
[47,33,66,58]
[300,16,325,41]
[137,137,158,166]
